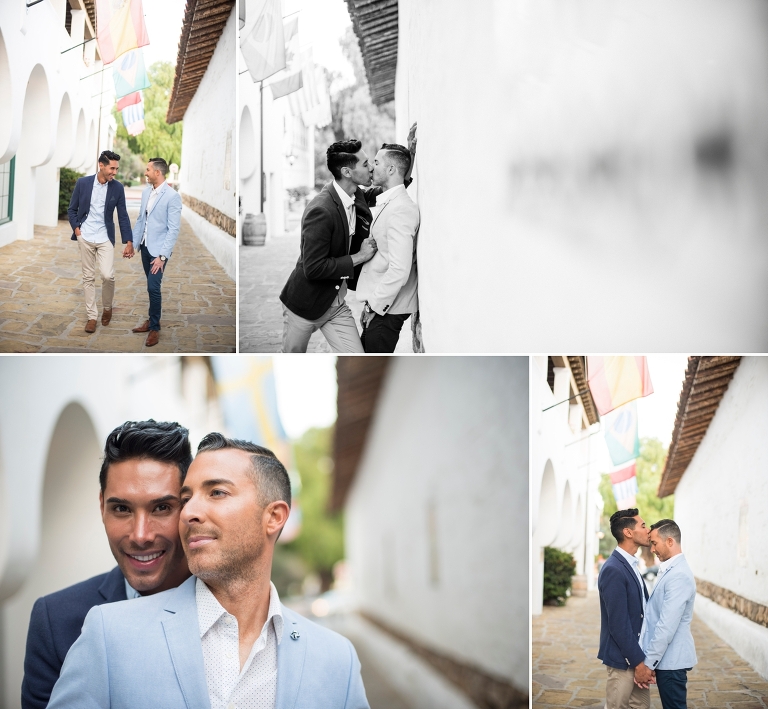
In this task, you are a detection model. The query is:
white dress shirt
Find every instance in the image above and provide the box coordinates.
[197,578,284,709]
[331,180,356,305]
[142,181,166,244]
[615,545,647,612]
[80,175,109,244]
[369,183,405,224]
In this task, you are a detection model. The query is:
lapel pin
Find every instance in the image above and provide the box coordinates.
[290,631,300,640]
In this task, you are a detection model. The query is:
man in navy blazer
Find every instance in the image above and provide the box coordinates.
[48,434,369,709]
[598,508,653,709]
[22,420,193,709]
[67,150,133,333]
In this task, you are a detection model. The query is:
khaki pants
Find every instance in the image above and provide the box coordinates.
[281,302,364,353]
[606,666,650,709]
[78,236,115,320]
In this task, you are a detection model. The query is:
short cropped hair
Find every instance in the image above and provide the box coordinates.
[149,157,169,177]
[380,143,411,176]
[99,420,192,492]
[650,518,681,544]
[196,433,291,510]
[99,150,120,165]
[610,508,639,543]
[327,140,362,180]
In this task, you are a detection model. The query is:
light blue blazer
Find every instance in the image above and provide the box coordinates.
[642,553,697,671]
[131,182,182,259]
[47,576,370,709]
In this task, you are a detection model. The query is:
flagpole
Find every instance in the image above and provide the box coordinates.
[260,79,265,214]
[96,62,104,167]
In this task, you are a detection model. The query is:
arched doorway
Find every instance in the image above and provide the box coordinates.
[1,402,113,709]
[533,460,558,614]
[0,28,12,160]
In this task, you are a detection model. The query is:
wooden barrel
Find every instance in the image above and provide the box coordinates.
[571,574,588,597]
[242,212,266,246]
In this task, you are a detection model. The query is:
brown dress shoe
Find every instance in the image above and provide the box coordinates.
[132,320,150,333]
[85,319,97,333]
[101,309,112,326]
[145,330,159,347]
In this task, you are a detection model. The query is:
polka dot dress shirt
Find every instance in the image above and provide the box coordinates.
[196,578,284,709]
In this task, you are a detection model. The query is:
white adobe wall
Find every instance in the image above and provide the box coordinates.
[345,357,528,690]
[394,0,768,352]
[675,356,768,677]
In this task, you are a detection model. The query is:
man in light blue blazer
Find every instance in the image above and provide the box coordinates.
[129,158,182,347]
[638,519,697,709]
[48,433,370,709]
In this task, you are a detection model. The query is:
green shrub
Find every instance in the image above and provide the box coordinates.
[59,167,84,219]
[543,546,576,606]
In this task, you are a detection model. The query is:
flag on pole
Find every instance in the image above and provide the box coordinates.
[240,0,286,82]
[303,66,333,127]
[116,91,141,111]
[270,71,302,99]
[112,48,150,99]
[604,401,640,466]
[610,461,638,509]
[287,50,319,117]
[122,94,145,136]
[587,356,654,416]
[95,0,150,66]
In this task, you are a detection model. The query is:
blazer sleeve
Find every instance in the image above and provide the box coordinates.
[115,185,133,244]
[644,572,695,669]
[600,565,646,668]
[47,607,110,709]
[67,179,81,233]
[302,204,354,281]
[366,205,419,315]
[21,597,61,709]
[132,193,145,246]
[159,192,182,258]
[343,638,371,709]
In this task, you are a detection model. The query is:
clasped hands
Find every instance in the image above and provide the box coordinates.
[634,662,656,689]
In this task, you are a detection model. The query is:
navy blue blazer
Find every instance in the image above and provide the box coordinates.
[21,566,127,709]
[597,548,649,670]
[66,175,133,245]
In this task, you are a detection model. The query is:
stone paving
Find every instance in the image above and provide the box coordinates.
[0,209,235,353]
[533,591,768,709]
[239,229,413,353]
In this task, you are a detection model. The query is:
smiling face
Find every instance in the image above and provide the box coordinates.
[98,159,119,182]
[100,458,190,594]
[145,162,162,187]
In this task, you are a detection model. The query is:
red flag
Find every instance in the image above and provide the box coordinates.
[117,91,141,111]
[587,356,654,416]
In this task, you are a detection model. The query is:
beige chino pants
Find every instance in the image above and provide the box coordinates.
[77,236,115,320]
[605,666,650,709]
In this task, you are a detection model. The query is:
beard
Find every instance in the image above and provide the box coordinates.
[186,524,265,586]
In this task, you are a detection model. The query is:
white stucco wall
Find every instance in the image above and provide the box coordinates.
[393,0,768,352]
[344,357,528,690]
[674,356,768,677]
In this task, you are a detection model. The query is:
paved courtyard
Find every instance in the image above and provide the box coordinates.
[0,210,235,353]
[239,230,413,353]
[533,591,768,709]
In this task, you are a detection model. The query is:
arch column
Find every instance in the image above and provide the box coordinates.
[533,460,558,615]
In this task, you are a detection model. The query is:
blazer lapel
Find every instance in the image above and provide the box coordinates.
[82,176,93,217]
[327,183,351,254]
[98,565,127,602]
[276,608,307,709]
[160,577,211,709]
[613,550,645,605]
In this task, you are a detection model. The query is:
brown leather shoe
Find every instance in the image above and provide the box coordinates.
[145,330,159,347]
[132,320,150,333]
[101,309,112,326]
[85,319,97,333]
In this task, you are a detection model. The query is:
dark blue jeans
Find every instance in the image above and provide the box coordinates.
[361,312,409,353]
[140,244,167,331]
[656,668,691,709]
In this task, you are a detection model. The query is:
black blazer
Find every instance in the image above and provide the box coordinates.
[597,549,649,670]
[21,566,127,709]
[280,182,381,321]
[66,175,133,245]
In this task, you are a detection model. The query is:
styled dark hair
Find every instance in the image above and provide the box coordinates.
[327,139,362,180]
[99,420,192,492]
[99,150,120,165]
[650,518,681,544]
[380,143,411,176]
[610,508,639,543]
[196,433,291,510]
[149,157,169,177]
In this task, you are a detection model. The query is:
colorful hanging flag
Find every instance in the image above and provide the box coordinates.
[95,0,150,66]
[604,401,640,466]
[270,71,302,99]
[303,66,333,128]
[287,50,319,118]
[587,356,654,416]
[240,0,286,82]
[610,461,638,509]
[116,91,141,111]
[112,48,150,99]
[122,95,145,136]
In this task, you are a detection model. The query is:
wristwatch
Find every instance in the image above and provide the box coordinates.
[364,301,374,315]
[160,255,167,262]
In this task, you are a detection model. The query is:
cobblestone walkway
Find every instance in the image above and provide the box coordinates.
[239,230,413,353]
[0,211,235,353]
[533,591,768,708]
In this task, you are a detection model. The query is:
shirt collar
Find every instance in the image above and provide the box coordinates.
[658,552,684,575]
[94,174,108,188]
[332,180,356,210]
[375,183,405,207]
[195,578,284,644]
[616,545,640,568]
[152,180,166,195]
[124,579,141,600]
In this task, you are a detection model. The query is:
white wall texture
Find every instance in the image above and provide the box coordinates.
[394,0,768,352]
[674,356,768,677]
[344,357,528,691]
[0,356,223,709]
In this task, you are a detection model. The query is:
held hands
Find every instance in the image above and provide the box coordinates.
[150,256,165,274]
[633,663,656,689]
[122,242,135,259]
